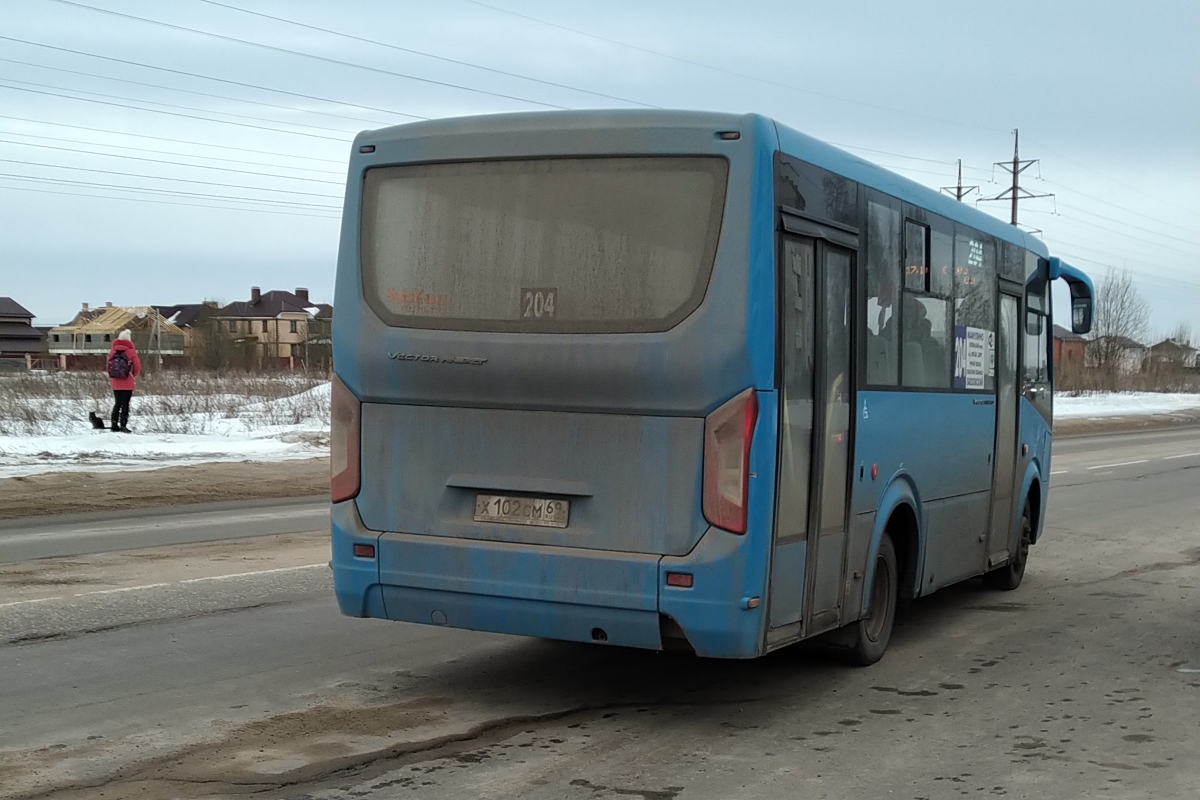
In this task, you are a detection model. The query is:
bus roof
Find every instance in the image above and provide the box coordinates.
[355,109,1048,258]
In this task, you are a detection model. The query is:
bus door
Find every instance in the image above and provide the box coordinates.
[769,219,856,640]
[986,289,1021,567]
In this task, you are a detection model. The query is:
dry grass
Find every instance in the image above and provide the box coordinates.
[1056,365,1200,396]
[0,371,329,436]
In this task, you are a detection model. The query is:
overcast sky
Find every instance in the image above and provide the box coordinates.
[2,0,1197,339]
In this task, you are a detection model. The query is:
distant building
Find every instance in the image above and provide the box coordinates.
[49,303,185,370]
[152,302,218,357]
[0,297,47,370]
[214,287,332,369]
[1085,335,1148,375]
[1147,338,1199,371]
[1052,324,1086,369]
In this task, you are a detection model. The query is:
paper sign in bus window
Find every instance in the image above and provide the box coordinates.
[954,325,992,390]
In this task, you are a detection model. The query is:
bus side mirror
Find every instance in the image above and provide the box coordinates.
[1048,257,1094,335]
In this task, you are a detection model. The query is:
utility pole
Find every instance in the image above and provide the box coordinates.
[152,308,162,370]
[940,159,979,202]
[977,129,1053,226]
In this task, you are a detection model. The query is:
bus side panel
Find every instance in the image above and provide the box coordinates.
[331,503,385,619]
[850,391,996,602]
[1019,396,1051,543]
[852,475,920,621]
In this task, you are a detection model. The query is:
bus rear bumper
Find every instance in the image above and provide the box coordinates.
[331,501,663,650]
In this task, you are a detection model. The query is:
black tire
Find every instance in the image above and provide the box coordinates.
[839,533,899,666]
[983,499,1032,591]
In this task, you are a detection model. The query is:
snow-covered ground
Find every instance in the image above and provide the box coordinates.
[1054,391,1200,420]
[0,383,330,478]
[1,383,1198,478]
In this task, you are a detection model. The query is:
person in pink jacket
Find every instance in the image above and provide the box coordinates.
[106,329,142,433]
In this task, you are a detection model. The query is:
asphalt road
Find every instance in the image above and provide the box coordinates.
[1,427,1198,800]
[0,496,327,563]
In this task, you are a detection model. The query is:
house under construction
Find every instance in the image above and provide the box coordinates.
[48,303,184,369]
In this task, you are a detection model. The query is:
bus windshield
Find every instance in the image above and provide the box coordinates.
[360,156,728,333]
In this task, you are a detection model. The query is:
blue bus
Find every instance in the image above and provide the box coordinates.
[330,111,1093,664]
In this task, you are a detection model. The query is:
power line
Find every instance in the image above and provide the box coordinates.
[461,0,1004,133]
[48,0,568,110]
[0,83,352,142]
[1045,250,1200,293]
[1022,207,1199,259]
[1054,201,1200,248]
[17,30,1184,251]
[196,0,657,109]
[0,35,428,121]
[1,181,341,219]
[1024,134,1199,217]
[0,158,342,199]
[0,55,395,127]
[1036,175,1200,239]
[0,173,341,211]
[0,139,344,185]
[0,130,343,175]
[0,77,360,136]
[1040,238,1200,290]
[0,114,345,164]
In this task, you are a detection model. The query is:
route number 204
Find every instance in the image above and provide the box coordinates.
[521,288,557,319]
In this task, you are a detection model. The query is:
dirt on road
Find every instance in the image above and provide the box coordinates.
[0,458,328,521]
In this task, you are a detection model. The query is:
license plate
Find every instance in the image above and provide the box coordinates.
[473,494,569,528]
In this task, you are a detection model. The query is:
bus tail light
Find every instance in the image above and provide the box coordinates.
[702,389,757,534]
[330,375,361,503]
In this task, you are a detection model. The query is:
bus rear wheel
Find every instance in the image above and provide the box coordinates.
[983,499,1032,591]
[838,533,898,666]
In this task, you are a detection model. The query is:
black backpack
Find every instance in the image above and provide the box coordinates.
[108,350,131,380]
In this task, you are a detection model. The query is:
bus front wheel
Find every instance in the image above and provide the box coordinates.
[983,499,1032,591]
[838,533,898,666]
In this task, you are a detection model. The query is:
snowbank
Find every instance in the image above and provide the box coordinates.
[3,383,1198,478]
[0,383,330,478]
[1054,392,1200,420]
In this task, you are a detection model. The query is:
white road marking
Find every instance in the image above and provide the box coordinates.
[1050,470,1069,475]
[1178,668,1200,674]
[0,563,326,610]
[1164,452,1200,461]
[1087,460,1149,470]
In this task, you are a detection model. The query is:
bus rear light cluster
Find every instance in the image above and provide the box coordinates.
[702,389,757,534]
[330,375,362,503]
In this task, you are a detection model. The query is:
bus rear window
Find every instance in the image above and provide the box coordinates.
[360,157,728,332]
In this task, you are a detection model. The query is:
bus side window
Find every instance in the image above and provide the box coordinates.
[952,230,997,391]
[1024,303,1051,417]
[901,220,954,389]
[866,198,901,386]
[1000,242,1024,281]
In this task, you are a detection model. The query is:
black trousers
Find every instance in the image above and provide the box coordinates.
[111,389,132,430]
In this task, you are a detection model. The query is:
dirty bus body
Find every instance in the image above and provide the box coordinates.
[330,111,1093,664]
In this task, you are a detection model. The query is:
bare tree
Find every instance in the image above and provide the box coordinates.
[1169,321,1193,347]
[1088,268,1150,384]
